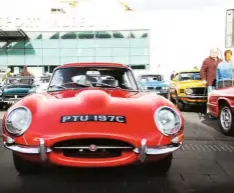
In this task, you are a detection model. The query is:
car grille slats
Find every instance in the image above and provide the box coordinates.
[52,138,134,159]
[191,87,206,95]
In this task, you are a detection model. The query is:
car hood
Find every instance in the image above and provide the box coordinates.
[177,80,204,88]
[139,81,169,87]
[11,88,181,144]
[3,87,31,95]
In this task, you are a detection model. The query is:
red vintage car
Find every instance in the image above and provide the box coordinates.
[208,87,234,136]
[2,62,184,175]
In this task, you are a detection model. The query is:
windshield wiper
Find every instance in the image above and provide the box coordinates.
[91,82,120,89]
[61,82,92,87]
[48,85,67,90]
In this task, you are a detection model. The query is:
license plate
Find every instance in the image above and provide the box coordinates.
[61,115,126,123]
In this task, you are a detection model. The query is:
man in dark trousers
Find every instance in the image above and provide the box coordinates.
[200,48,222,117]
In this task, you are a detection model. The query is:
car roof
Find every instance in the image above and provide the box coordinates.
[178,69,200,73]
[56,62,130,69]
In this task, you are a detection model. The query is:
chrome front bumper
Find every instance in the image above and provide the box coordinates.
[4,138,182,163]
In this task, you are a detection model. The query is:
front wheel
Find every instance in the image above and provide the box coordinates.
[13,153,42,175]
[219,104,234,136]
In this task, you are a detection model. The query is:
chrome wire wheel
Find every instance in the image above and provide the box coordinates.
[220,106,232,131]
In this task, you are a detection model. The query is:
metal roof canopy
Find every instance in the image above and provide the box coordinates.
[0,29,27,40]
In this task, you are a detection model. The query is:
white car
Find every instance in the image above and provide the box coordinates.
[28,82,49,94]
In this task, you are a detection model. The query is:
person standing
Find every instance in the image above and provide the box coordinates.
[200,48,222,116]
[216,50,234,88]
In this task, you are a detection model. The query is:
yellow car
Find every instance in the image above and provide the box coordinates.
[168,69,207,110]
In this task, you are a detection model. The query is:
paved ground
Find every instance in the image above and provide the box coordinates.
[1,108,234,193]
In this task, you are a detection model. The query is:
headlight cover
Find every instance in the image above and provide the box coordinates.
[5,106,32,136]
[162,86,168,90]
[185,88,193,95]
[154,106,181,136]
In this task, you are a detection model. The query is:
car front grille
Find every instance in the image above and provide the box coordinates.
[52,138,134,159]
[191,87,206,95]
[3,95,25,99]
[147,87,162,90]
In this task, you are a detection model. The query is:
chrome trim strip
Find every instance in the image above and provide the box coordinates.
[3,142,52,154]
[53,146,133,149]
[134,142,182,155]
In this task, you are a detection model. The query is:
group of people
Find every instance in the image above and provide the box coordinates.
[200,48,233,117]
[1,66,34,81]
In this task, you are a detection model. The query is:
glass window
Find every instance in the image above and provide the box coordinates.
[77,48,95,56]
[95,48,112,57]
[25,40,42,48]
[60,32,77,39]
[7,41,25,49]
[112,31,125,38]
[43,40,60,48]
[130,56,149,65]
[95,40,113,48]
[60,57,78,64]
[113,56,130,65]
[78,56,95,62]
[130,30,149,38]
[60,49,77,57]
[0,55,7,65]
[112,48,130,56]
[60,40,78,48]
[25,56,42,65]
[42,32,59,39]
[43,57,60,65]
[109,39,130,47]
[8,56,25,65]
[26,32,42,39]
[95,57,113,62]
[25,49,42,56]
[48,67,138,90]
[78,32,94,39]
[78,39,96,48]
[43,49,60,56]
[0,49,7,56]
[0,42,7,48]
[130,48,148,56]
[95,31,112,39]
[7,49,24,56]
[130,39,148,47]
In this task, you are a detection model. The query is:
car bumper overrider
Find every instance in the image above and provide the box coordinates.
[3,136,183,167]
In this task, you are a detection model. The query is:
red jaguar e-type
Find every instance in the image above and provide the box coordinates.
[2,62,184,175]
[208,87,234,136]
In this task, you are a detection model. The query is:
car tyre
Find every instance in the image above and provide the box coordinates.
[219,103,234,136]
[13,153,41,175]
[145,153,173,175]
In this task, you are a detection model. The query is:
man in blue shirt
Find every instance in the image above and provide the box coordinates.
[216,50,234,88]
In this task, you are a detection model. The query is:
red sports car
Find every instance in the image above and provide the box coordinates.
[208,87,234,136]
[2,62,184,175]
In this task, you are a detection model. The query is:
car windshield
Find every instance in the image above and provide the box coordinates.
[48,67,138,91]
[139,75,163,82]
[179,72,201,81]
[3,77,35,85]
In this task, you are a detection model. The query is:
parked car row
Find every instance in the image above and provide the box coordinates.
[0,74,50,109]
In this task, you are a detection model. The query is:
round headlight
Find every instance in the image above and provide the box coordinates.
[162,86,168,90]
[154,106,181,136]
[185,88,193,95]
[5,106,32,136]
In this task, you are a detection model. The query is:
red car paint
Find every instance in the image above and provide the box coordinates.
[208,87,234,117]
[2,63,184,167]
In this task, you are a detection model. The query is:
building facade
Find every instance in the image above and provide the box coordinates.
[0,29,149,74]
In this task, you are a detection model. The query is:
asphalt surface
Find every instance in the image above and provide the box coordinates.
[1,107,234,193]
